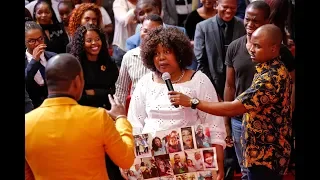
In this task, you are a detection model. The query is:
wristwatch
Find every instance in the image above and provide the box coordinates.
[190,98,200,109]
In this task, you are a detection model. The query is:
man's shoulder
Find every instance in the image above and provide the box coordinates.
[127,33,140,42]
[198,16,215,27]
[26,105,106,123]
[234,16,244,24]
[229,35,246,48]
[44,51,57,58]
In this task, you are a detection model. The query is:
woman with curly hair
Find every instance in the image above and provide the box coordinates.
[66,3,102,52]
[127,26,226,179]
[73,0,113,34]
[70,24,118,109]
[70,24,122,179]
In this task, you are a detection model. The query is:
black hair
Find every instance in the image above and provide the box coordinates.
[137,0,162,11]
[142,14,163,24]
[25,8,33,22]
[246,0,271,19]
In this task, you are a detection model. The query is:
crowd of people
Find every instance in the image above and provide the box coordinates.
[25,0,296,180]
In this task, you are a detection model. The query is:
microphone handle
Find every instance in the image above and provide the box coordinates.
[165,80,179,108]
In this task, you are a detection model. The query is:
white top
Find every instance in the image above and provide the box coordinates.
[25,0,61,22]
[99,6,112,25]
[127,71,226,148]
[115,47,150,105]
[112,0,137,51]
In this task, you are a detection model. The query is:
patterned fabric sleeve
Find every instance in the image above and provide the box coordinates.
[196,72,227,149]
[237,74,277,111]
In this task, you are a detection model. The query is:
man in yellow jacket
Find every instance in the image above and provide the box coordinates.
[25,53,135,180]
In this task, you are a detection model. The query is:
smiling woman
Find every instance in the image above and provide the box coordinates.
[70,24,118,110]
[69,23,121,179]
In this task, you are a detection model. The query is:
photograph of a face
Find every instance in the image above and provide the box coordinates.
[169,151,189,175]
[151,135,168,156]
[154,154,174,177]
[155,129,182,154]
[194,124,211,149]
[134,133,152,158]
[201,148,218,171]
[181,127,196,151]
[184,149,204,172]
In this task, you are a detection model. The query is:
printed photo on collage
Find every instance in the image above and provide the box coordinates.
[134,133,152,158]
[197,171,218,180]
[181,127,196,150]
[184,149,205,172]
[201,148,218,171]
[126,125,219,180]
[193,124,212,149]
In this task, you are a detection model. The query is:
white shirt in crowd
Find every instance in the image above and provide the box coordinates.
[127,71,227,148]
[115,47,150,106]
[112,0,137,51]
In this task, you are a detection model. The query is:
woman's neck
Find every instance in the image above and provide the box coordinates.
[200,6,216,15]
[86,54,98,61]
[170,69,184,83]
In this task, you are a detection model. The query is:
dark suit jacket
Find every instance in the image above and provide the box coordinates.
[25,86,34,114]
[25,51,57,108]
[194,15,246,98]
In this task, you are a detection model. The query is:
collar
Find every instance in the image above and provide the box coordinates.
[256,56,281,73]
[39,97,78,108]
[216,15,234,27]
[25,49,45,63]
[131,46,141,56]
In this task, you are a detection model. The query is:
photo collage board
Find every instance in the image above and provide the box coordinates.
[126,124,218,180]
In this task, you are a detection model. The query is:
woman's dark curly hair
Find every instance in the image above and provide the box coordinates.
[70,24,111,64]
[68,3,102,37]
[140,26,193,72]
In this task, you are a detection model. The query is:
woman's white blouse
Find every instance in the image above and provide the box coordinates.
[127,71,227,148]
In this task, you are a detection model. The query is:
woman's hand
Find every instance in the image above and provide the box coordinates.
[167,91,192,107]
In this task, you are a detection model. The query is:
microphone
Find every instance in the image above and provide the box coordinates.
[162,72,179,108]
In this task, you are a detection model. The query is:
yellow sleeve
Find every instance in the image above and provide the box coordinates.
[101,111,135,169]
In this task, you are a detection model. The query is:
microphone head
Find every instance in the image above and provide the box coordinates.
[161,72,171,81]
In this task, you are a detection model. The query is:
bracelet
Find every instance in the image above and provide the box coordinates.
[115,115,127,121]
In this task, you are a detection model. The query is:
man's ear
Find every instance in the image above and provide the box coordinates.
[73,74,82,89]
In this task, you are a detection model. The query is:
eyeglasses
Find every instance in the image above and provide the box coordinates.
[26,36,44,45]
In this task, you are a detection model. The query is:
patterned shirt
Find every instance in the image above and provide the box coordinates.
[115,47,150,106]
[237,57,293,175]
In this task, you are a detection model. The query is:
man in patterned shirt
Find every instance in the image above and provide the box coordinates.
[168,24,293,180]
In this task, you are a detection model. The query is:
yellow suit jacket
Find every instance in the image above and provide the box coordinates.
[25,97,135,180]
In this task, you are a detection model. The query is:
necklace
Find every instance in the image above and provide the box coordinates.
[171,70,185,84]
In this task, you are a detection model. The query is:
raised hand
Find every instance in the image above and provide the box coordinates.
[106,94,126,120]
